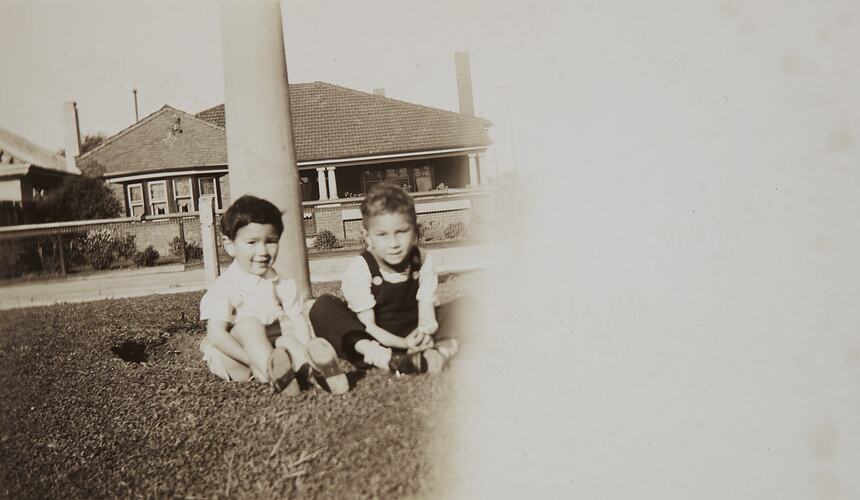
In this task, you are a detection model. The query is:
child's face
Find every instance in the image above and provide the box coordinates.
[223,223,280,276]
[364,212,416,268]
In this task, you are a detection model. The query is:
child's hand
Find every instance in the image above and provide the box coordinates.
[417,319,438,336]
[405,329,426,349]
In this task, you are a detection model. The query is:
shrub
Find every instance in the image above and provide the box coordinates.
[0,241,35,279]
[169,237,203,261]
[83,229,138,270]
[133,246,160,267]
[443,221,468,240]
[314,230,340,250]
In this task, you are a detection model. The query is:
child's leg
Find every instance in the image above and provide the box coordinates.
[231,317,277,382]
[309,294,392,369]
[200,339,253,382]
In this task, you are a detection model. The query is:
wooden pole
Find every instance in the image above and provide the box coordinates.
[221,0,312,301]
[199,195,220,286]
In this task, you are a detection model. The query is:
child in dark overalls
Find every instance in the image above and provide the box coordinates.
[309,185,469,373]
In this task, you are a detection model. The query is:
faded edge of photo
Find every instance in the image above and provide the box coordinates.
[445,2,860,498]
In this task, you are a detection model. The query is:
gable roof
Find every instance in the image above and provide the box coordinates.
[197,82,492,161]
[79,106,227,176]
[0,126,69,173]
[84,82,491,177]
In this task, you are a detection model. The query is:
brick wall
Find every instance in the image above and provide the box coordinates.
[314,204,345,239]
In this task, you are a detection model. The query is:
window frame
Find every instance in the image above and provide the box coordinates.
[148,180,169,215]
[172,177,194,213]
[198,177,220,209]
[127,183,145,217]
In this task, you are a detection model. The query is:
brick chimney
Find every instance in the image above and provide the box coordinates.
[455,51,474,116]
[373,88,386,96]
[63,102,82,173]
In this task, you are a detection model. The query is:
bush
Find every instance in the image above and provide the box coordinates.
[83,229,138,270]
[133,246,160,267]
[443,221,468,240]
[34,175,122,223]
[169,237,203,261]
[314,230,340,251]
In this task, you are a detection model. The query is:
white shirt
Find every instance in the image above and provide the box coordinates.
[200,261,302,326]
[341,249,438,313]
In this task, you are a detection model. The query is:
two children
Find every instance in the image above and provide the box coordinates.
[198,195,348,394]
[200,185,465,391]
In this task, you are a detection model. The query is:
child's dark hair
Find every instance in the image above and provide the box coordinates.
[360,184,417,228]
[220,195,284,240]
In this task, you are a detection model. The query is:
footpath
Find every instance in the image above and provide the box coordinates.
[0,242,506,310]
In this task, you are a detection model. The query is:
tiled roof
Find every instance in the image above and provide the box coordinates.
[197,82,492,161]
[0,126,68,172]
[85,82,492,177]
[79,106,227,176]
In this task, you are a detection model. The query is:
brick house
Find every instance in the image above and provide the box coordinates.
[79,82,493,220]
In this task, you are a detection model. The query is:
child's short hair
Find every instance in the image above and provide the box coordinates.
[360,184,417,228]
[220,195,284,240]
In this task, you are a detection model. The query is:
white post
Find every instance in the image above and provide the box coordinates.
[326,166,339,199]
[477,152,486,185]
[468,154,479,188]
[221,0,312,300]
[316,167,328,200]
[199,195,220,285]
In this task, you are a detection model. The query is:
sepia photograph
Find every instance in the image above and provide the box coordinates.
[2,0,859,498]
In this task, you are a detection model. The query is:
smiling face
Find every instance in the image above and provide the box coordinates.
[223,222,280,276]
[364,211,416,269]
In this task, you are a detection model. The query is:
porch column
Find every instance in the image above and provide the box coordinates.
[316,167,328,200]
[468,153,479,188]
[477,152,487,185]
[326,166,339,199]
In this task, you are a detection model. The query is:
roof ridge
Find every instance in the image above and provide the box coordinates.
[312,81,491,125]
[174,106,226,132]
[79,105,178,160]
[0,126,66,170]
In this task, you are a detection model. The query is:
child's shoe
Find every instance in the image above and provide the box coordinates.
[267,347,300,395]
[305,338,349,395]
[422,339,458,374]
[389,351,427,374]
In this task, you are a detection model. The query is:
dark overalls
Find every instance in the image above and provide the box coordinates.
[309,248,471,366]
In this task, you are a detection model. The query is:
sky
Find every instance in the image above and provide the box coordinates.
[3,1,860,497]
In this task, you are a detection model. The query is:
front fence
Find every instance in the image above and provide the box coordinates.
[0,187,500,281]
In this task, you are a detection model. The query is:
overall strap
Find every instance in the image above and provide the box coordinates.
[360,250,382,278]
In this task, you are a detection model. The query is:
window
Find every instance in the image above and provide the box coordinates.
[128,183,144,217]
[173,178,193,213]
[385,167,409,191]
[362,169,384,192]
[198,177,220,209]
[148,181,168,215]
[413,165,433,192]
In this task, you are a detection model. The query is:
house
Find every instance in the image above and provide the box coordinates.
[78,81,493,218]
[0,124,81,225]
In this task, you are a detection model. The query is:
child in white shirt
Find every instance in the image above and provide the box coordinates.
[199,195,347,394]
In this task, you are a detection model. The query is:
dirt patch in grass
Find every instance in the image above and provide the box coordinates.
[0,274,484,499]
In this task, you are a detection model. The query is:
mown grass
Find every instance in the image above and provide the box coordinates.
[0,273,483,499]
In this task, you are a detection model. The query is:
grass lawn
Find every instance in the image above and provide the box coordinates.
[0,272,485,499]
